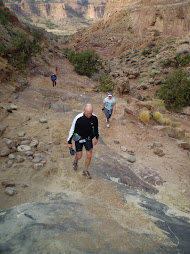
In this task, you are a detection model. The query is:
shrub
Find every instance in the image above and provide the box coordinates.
[0,8,9,25]
[139,109,150,124]
[68,49,102,77]
[8,32,42,69]
[146,99,166,113]
[155,69,190,111]
[161,53,190,68]
[31,29,44,42]
[153,111,171,125]
[98,74,115,92]
[0,43,6,54]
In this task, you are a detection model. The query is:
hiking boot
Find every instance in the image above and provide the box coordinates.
[107,124,110,128]
[83,170,92,179]
[73,159,78,171]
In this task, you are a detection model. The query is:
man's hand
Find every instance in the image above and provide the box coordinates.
[68,144,72,149]
[94,138,98,146]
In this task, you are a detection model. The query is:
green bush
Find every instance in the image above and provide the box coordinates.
[0,8,9,25]
[8,32,42,69]
[98,74,115,92]
[31,29,44,42]
[161,53,190,68]
[0,43,6,53]
[155,69,190,111]
[68,49,102,77]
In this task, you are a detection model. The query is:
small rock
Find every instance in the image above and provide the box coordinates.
[154,142,162,147]
[114,140,120,144]
[39,118,48,123]
[128,150,135,155]
[41,160,47,165]
[17,145,31,152]
[120,146,127,152]
[147,143,154,149]
[176,140,190,150]
[33,163,44,170]
[37,142,48,152]
[127,156,136,163]
[54,141,60,145]
[2,181,15,187]
[32,156,43,163]
[30,138,39,148]
[10,104,17,110]
[6,107,12,113]
[181,189,186,195]
[0,147,11,157]
[121,119,128,125]
[5,187,17,196]
[153,148,165,157]
[18,132,25,137]
[21,140,31,145]
[7,160,13,168]
[25,151,34,156]
[8,154,15,160]
[21,184,28,188]
[15,155,25,163]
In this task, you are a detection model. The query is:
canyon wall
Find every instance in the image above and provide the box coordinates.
[104,0,190,37]
[4,0,106,22]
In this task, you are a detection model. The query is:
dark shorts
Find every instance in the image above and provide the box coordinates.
[104,108,113,121]
[75,138,93,152]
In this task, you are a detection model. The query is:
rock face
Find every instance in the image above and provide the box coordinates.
[4,0,106,22]
[104,0,190,37]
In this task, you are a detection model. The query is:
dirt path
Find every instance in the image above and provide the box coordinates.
[0,55,190,253]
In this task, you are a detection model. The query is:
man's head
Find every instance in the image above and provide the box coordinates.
[84,104,93,118]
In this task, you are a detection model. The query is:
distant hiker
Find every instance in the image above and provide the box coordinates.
[102,92,116,128]
[51,73,57,87]
[55,66,58,74]
[67,104,99,179]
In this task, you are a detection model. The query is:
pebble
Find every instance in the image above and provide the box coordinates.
[33,163,44,170]
[5,187,17,196]
[8,154,15,160]
[127,156,136,163]
[114,140,120,144]
[30,138,39,147]
[39,118,48,123]
[17,145,31,152]
[21,140,31,145]
[15,155,25,163]
[2,181,15,187]
[120,146,127,152]
[10,104,17,110]
[0,147,11,157]
[18,132,25,137]
[7,160,13,168]
[153,148,165,157]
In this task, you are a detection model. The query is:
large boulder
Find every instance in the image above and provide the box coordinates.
[115,77,130,94]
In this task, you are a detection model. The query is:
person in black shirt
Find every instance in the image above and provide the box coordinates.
[67,104,99,179]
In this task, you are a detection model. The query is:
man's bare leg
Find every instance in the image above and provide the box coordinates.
[85,149,93,170]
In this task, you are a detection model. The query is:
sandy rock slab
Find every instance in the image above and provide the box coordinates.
[0,199,184,254]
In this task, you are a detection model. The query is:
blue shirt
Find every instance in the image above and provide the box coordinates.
[103,97,116,110]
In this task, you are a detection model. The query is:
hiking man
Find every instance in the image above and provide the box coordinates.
[67,104,99,179]
[102,92,116,128]
[51,73,57,87]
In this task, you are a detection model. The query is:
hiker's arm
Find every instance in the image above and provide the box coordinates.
[94,138,98,146]
[102,103,105,110]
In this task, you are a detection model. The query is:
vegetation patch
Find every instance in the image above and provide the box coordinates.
[139,109,150,124]
[68,49,102,77]
[98,74,115,92]
[155,69,190,111]
[161,53,190,68]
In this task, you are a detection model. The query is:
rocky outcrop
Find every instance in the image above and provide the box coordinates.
[104,0,190,37]
[4,0,106,22]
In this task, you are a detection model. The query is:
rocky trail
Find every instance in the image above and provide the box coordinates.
[0,55,190,254]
